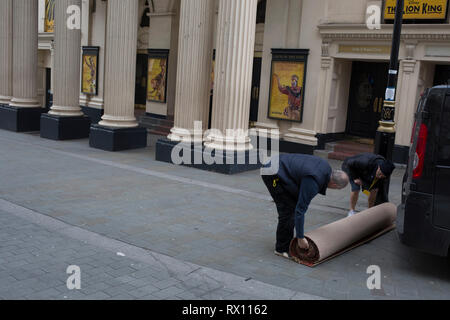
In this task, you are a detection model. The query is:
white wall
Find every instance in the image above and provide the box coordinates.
[79,0,107,110]
[323,0,373,24]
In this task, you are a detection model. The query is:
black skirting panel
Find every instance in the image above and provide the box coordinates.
[40,114,91,141]
[0,105,43,132]
[155,138,263,175]
[89,124,148,152]
[279,139,315,155]
[393,145,410,165]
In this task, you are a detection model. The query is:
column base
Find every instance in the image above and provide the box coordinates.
[0,105,43,132]
[40,114,91,141]
[155,138,262,175]
[89,124,148,152]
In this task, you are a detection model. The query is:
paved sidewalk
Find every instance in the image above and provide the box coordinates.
[0,129,449,300]
[0,200,320,300]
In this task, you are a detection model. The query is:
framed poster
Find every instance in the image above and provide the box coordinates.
[268,49,309,123]
[81,46,100,96]
[147,49,169,103]
[44,0,55,33]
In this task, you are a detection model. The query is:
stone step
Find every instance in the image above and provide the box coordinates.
[139,116,174,129]
[139,115,173,137]
[332,142,374,155]
[313,149,332,160]
[148,129,170,137]
[328,151,357,161]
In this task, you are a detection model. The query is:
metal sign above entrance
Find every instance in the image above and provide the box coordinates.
[339,45,391,55]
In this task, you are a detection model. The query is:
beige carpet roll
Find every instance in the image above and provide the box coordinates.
[289,203,397,267]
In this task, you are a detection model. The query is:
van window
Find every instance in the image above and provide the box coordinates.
[426,90,444,114]
[445,94,450,112]
[438,95,450,164]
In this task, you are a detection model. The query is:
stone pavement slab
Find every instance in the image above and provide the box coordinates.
[0,129,449,300]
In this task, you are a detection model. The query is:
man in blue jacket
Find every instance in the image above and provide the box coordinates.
[262,154,349,258]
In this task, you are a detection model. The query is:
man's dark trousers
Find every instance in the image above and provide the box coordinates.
[262,174,298,253]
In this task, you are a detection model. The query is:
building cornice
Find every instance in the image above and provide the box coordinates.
[318,23,450,41]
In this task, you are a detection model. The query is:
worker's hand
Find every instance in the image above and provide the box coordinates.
[354,179,362,186]
[298,238,309,250]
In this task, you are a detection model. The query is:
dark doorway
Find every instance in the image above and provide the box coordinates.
[346,61,389,138]
[45,68,53,112]
[256,0,267,24]
[249,57,262,122]
[135,54,148,106]
[433,65,450,86]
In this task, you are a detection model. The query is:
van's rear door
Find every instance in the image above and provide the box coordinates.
[433,92,450,231]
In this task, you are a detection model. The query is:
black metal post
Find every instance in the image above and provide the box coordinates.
[374,0,404,160]
[374,0,404,200]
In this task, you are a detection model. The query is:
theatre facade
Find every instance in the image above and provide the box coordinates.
[0,0,449,170]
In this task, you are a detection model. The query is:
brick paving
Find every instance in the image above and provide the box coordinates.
[0,205,319,300]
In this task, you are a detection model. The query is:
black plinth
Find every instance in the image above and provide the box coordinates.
[40,114,91,141]
[89,124,148,152]
[155,138,263,175]
[0,105,43,132]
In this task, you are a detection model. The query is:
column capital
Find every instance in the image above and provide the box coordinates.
[321,57,333,69]
[321,41,331,57]
[402,60,417,74]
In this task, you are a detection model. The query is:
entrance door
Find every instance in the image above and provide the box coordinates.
[346,61,389,138]
[434,65,450,86]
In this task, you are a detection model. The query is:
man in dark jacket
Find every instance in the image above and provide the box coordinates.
[342,153,395,217]
[261,154,349,258]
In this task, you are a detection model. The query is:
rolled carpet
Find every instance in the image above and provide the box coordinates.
[289,203,397,267]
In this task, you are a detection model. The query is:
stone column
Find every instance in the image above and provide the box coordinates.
[99,0,139,128]
[206,0,258,151]
[49,0,83,117]
[90,0,147,151]
[10,0,41,109]
[0,0,42,132]
[0,0,13,106]
[168,0,215,143]
[40,0,91,140]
